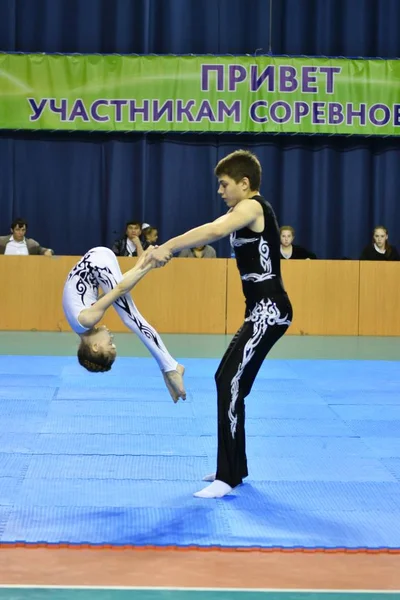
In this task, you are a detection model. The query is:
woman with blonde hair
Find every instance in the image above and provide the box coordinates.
[280,226,317,260]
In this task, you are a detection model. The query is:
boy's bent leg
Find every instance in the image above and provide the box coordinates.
[195,296,292,498]
[89,248,185,399]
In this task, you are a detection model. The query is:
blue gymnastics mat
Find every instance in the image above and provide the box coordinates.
[0,355,399,549]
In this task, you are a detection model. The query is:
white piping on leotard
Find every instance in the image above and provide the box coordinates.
[228,299,291,438]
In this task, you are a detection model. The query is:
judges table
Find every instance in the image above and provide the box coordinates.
[0,256,399,336]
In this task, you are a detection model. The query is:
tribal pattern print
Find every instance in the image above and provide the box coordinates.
[230,231,259,247]
[241,237,275,282]
[67,250,102,303]
[229,233,275,282]
[228,299,291,438]
[68,250,162,348]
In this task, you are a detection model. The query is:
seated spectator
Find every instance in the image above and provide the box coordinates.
[280,226,317,260]
[142,226,158,250]
[0,218,53,256]
[360,225,400,261]
[178,245,216,258]
[112,220,143,257]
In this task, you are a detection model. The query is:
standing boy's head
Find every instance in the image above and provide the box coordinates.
[214,150,262,208]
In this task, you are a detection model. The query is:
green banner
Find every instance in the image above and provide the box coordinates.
[1,53,400,135]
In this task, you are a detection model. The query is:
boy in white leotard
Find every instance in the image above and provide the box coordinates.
[62,245,185,402]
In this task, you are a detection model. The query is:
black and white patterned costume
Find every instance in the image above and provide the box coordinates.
[62,247,177,372]
[215,196,293,488]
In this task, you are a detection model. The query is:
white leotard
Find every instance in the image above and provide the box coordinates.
[62,248,104,334]
[62,246,178,372]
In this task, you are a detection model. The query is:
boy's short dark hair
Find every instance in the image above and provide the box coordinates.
[126,220,141,228]
[214,150,262,191]
[11,217,28,230]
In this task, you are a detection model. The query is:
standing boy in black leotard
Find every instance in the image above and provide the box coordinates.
[144,150,293,498]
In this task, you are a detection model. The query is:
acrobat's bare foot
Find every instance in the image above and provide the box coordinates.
[163,364,186,403]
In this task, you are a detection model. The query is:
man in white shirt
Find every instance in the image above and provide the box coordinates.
[0,218,53,256]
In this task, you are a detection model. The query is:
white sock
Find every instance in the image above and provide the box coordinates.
[193,480,232,499]
[202,473,216,482]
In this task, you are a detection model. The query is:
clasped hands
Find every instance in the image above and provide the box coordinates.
[139,245,173,269]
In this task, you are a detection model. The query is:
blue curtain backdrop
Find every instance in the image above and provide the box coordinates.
[1,0,400,258]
